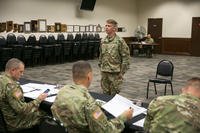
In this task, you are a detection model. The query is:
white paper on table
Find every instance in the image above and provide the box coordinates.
[21,83,58,99]
[133,118,145,127]
[45,96,57,103]
[102,94,147,118]
[141,41,147,44]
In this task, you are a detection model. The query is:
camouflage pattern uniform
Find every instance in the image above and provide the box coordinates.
[51,84,127,133]
[145,37,154,44]
[99,34,130,95]
[0,73,45,132]
[144,94,200,133]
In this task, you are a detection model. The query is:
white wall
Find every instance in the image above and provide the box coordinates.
[1,0,200,38]
[137,0,200,38]
[0,0,138,39]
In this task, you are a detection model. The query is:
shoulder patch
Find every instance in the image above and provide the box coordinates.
[93,109,103,120]
[13,89,23,100]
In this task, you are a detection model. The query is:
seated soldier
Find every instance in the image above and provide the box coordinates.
[144,77,200,133]
[0,58,48,132]
[51,60,133,133]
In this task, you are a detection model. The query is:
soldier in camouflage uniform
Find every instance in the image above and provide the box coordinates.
[99,19,130,95]
[0,58,48,132]
[145,34,154,44]
[51,60,133,133]
[144,77,200,133]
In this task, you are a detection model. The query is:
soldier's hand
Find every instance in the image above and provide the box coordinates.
[122,108,133,120]
[37,93,48,101]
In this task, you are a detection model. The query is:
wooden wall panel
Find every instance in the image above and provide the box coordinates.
[161,38,191,55]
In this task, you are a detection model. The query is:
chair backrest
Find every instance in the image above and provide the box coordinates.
[17,35,26,45]
[0,36,6,47]
[57,33,65,43]
[74,33,81,41]
[66,33,74,41]
[7,33,17,45]
[156,60,174,80]
[39,116,66,133]
[48,34,56,44]
[27,34,37,46]
[81,33,88,41]
[39,35,48,45]
[88,33,95,40]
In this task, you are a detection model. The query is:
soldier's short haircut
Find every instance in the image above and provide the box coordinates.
[186,77,200,90]
[5,58,24,71]
[106,19,118,27]
[72,60,92,81]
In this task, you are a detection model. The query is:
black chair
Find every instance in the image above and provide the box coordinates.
[146,60,174,99]
[7,33,23,60]
[73,33,81,60]
[62,33,74,62]
[88,33,95,59]
[48,34,62,64]
[57,33,66,63]
[39,116,66,133]
[80,33,88,59]
[0,36,12,71]
[27,34,42,66]
[39,35,54,65]
[94,33,101,58]
[17,35,32,67]
[0,109,8,133]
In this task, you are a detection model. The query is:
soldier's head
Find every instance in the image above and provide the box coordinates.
[182,77,200,98]
[147,34,151,39]
[5,58,25,81]
[105,19,118,36]
[72,60,93,88]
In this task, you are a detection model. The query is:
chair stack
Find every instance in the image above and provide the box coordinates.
[0,33,101,70]
[0,36,12,71]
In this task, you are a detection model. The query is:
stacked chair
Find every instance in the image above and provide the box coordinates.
[17,35,32,67]
[73,33,82,60]
[88,33,95,59]
[48,34,62,64]
[94,33,101,58]
[0,33,102,70]
[27,34,42,66]
[39,35,54,65]
[80,33,88,59]
[0,36,12,71]
[62,33,74,62]
[57,33,65,63]
[7,33,23,60]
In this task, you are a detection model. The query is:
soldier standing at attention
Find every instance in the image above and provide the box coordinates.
[51,60,133,133]
[99,19,130,95]
[144,77,200,133]
[0,58,48,132]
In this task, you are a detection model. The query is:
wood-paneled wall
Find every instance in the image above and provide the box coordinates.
[123,37,192,56]
[161,38,191,55]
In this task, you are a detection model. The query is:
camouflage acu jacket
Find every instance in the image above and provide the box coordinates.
[51,84,127,133]
[99,34,130,74]
[144,94,200,133]
[0,73,43,131]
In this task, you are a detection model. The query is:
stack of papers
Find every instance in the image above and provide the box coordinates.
[21,83,59,102]
[102,94,146,118]
[133,118,145,127]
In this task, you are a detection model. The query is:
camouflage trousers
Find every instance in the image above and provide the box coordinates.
[7,110,47,132]
[101,72,123,95]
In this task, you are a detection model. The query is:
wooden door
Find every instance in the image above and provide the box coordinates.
[148,18,163,54]
[191,17,200,56]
